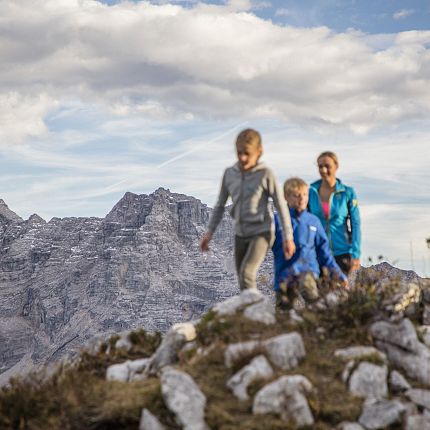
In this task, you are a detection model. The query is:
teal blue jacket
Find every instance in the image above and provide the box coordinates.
[308,179,361,259]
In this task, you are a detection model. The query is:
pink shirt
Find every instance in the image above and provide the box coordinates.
[321,201,330,219]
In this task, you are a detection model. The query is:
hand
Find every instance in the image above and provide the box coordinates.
[351,258,361,272]
[341,279,350,290]
[200,232,212,252]
[283,239,296,260]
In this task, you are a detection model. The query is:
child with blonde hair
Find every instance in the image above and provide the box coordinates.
[200,129,295,290]
[272,177,347,309]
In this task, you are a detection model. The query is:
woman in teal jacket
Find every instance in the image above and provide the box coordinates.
[308,151,361,275]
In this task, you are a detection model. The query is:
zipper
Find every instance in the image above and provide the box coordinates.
[238,170,244,236]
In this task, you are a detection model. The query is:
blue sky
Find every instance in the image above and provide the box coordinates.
[0,0,429,276]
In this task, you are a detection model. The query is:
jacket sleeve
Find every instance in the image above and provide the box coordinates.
[315,218,347,281]
[272,214,285,289]
[267,170,293,241]
[348,187,361,259]
[207,170,229,235]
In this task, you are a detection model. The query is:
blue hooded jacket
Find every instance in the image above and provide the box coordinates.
[308,178,361,259]
[272,209,346,292]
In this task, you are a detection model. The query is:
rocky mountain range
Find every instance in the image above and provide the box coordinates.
[0,188,245,384]
[0,189,426,386]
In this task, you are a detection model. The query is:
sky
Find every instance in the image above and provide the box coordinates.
[0,0,429,276]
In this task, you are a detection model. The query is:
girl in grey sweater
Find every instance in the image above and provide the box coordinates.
[200,129,295,290]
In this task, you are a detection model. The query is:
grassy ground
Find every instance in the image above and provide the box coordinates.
[0,278,423,430]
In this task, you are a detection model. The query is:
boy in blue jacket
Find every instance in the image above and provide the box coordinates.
[272,177,347,308]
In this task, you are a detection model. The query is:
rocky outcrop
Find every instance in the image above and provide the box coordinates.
[0,189,242,381]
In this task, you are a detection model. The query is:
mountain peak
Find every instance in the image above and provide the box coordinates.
[0,199,23,223]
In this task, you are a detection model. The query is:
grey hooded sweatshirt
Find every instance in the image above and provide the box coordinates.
[207,162,293,241]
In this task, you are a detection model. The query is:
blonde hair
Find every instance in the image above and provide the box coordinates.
[236,129,262,151]
[317,151,339,168]
[283,177,308,196]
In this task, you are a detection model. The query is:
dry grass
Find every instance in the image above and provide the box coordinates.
[1,274,420,430]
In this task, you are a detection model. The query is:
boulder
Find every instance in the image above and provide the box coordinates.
[358,398,406,430]
[213,289,263,316]
[334,346,386,362]
[263,333,306,370]
[226,355,274,400]
[370,318,430,386]
[139,409,165,430]
[243,298,276,325]
[389,370,411,393]
[406,388,430,410]
[405,414,430,430]
[348,362,388,399]
[253,375,314,427]
[147,323,196,374]
[337,423,365,430]
[160,367,209,430]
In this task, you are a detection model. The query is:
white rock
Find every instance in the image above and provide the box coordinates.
[243,298,275,325]
[160,367,209,430]
[389,370,411,393]
[370,318,420,353]
[227,355,274,400]
[335,346,386,362]
[214,289,263,316]
[348,362,388,399]
[224,340,260,368]
[337,423,365,430]
[406,388,430,410]
[106,361,131,382]
[115,332,133,352]
[128,358,151,380]
[370,318,430,386]
[418,325,430,348]
[289,309,304,323]
[358,398,406,430]
[263,332,306,370]
[405,414,430,430]
[253,375,314,427]
[139,409,165,430]
[171,323,197,342]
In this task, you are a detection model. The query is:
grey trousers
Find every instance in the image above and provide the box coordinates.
[234,232,273,290]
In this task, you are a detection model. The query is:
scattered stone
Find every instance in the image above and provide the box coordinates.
[405,414,430,430]
[227,355,274,400]
[115,332,133,352]
[160,367,209,430]
[358,398,406,430]
[147,323,196,374]
[418,325,430,348]
[213,289,263,316]
[289,309,304,324]
[263,332,306,370]
[171,323,197,342]
[406,388,430,410]
[370,319,420,353]
[348,362,388,399]
[224,340,260,368]
[106,361,130,382]
[337,423,365,430]
[370,318,430,385]
[243,297,276,325]
[389,370,411,393]
[106,358,150,382]
[335,346,386,362]
[253,375,314,427]
[139,409,165,430]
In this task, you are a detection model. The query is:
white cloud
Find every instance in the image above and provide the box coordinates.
[275,8,293,17]
[0,0,429,145]
[393,9,414,20]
